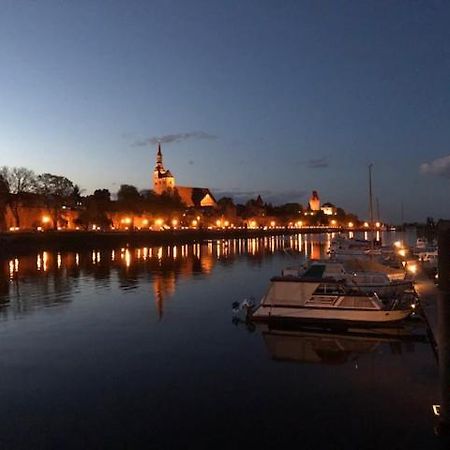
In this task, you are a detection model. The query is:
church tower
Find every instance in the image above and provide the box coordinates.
[153,143,175,194]
[309,190,321,211]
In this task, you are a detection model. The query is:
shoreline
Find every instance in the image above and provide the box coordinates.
[0,227,358,257]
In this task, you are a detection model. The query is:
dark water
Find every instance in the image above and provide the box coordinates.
[0,232,446,449]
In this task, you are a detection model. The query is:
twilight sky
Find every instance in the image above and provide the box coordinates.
[1,0,449,222]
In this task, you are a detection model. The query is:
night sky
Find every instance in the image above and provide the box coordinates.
[1,0,449,222]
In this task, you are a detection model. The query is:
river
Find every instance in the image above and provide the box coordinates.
[0,232,445,449]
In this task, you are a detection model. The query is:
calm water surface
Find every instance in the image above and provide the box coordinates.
[0,232,446,449]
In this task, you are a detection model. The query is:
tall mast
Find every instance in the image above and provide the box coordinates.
[368,163,374,249]
[376,197,380,223]
[369,163,374,229]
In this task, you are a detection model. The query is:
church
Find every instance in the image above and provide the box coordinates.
[152,143,217,208]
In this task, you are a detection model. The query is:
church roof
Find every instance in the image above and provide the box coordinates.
[156,169,173,179]
[176,186,217,207]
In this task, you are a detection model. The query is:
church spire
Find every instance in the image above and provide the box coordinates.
[155,142,163,170]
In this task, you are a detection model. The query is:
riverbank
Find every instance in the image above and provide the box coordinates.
[0,227,339,257]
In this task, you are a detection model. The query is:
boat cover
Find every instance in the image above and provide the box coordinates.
[262,281,319,306]
[343,259,404,279]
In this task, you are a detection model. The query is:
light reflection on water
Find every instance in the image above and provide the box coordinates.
[1,234,333,318]
[0,230,443,450]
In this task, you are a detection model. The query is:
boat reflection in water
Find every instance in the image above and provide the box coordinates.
[256,323,428,366]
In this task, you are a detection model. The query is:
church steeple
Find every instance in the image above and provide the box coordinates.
[155,142,164,171]
[153,143,175,194]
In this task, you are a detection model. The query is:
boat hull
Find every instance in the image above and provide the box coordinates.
[251,305,411,325]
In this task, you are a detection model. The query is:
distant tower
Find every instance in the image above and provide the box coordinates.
[153,143,175,194]
[309,190,321,211]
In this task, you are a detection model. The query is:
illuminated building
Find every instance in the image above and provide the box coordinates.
[321,202,337,216]
[153,143,175,194]
[308,190,321,212]
[152,144,217,208]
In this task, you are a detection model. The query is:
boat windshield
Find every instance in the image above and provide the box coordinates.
[314,283,346,295]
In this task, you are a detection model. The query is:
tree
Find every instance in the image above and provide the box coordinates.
[0,166,37,227]
[243,197,266,218]
[140,188,186,215]
[117,184,143,214]
[36,173,75,229]
[69,184,84,206]
[0,166,36,194]
[74,189,112,230]
[93,189,111,203]
[0,173,9,194]
[117,185,140,203]
[0,173,8,231]
[217,197,237,218]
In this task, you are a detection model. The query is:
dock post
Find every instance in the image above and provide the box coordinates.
[437,220,450,435]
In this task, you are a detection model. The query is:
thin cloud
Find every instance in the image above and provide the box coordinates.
[133,131,217,147]
[306,157,329,169]
[420,155,450,178]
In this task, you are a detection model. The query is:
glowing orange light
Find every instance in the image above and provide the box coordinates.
[363,222,369,228]
[171,219,178,227]
[192,219,198,227]
[375,221,381,228]
[348,222,354,228]
[42,216,51,224]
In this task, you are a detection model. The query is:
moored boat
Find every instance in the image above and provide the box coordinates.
[251,276,414,326]
[282,261,411,298]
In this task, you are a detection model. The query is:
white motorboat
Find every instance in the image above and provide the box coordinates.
[251,276,414,325]
[329,236,382,259]
[282,261,412,298]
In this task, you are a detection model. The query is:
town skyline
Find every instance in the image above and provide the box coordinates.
[1,1,450,221]
[0,144,385,225]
